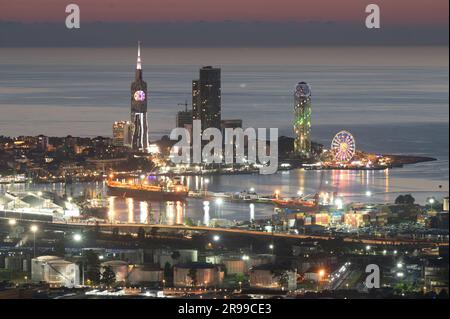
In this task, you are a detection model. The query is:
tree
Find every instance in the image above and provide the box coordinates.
[84,250,101,285]
[163,262,173,284]
[272,270,289,290]
[235,273,246,284]
[403,194,415,205]
[187,268,197,287]
[101,266,116,286]
[395,194,415,205]
[184,217,195,227]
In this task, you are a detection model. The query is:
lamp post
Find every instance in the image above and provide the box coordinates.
[428,198,435,211]
[30,225,38,258]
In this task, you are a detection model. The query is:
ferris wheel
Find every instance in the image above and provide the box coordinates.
[331,130,356,162]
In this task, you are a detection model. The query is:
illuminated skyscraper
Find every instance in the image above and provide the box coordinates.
[192,66,221,131]
[130,41,149,152]
[192,80,200,121]
[294,82,312,157]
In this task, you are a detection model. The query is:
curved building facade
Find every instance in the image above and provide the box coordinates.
[293,82,312,157]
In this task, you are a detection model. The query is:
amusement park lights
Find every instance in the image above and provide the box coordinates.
[331,130,356,162]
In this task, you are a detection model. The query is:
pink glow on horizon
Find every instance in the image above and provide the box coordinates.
[0,0,448,25]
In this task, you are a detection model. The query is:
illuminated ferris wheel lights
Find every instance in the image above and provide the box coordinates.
[331,130,356,162]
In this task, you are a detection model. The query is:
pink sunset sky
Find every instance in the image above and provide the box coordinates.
[1,0,448,25]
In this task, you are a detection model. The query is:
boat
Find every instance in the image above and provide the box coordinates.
[106,180,188,201]
[272,198,318,211]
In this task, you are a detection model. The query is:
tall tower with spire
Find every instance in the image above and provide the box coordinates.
[130,41,149,152]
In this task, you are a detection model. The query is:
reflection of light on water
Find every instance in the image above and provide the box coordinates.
[203,201,210,226]
[108,197,115,222]
[385,168,390,195]
[166,202,175,225]
[195,176,200,191]
[127,198,134,223]
[298,170,305,196]
[139,201,148,224]
[176,201,184,225]
[249,203,255,221]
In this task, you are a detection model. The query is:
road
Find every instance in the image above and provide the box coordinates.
[1,216,447,247]
[57,220,447,247]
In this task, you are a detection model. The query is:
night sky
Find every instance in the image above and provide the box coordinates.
[0,0,448,46]
[1,0,448,24]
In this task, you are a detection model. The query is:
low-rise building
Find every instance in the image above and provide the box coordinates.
[127,264,163,285]
[173,262,224,288]
[249,264,297,291]
[31,256,80,288]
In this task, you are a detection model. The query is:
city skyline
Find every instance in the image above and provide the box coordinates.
[0,0,448,301]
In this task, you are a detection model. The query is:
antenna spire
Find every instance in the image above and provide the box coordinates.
[137,41,142,70]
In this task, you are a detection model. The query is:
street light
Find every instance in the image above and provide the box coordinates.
[8,219,17,226]
[318,269,325,279]
[269,244,274,250]
[73,233,82,242]
[428,198,435,211]
[213,235,220,242]
[30,225,38,258]
[365,191,372,197]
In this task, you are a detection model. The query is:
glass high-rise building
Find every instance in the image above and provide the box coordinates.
[192,66,221,131]
[294,82,312,157]
[130,42,149,152]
